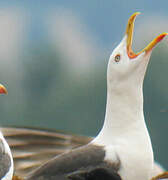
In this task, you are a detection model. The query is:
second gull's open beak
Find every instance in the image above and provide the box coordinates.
[126,12,168,59]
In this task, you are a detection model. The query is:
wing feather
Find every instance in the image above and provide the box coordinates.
[0,127,91,176]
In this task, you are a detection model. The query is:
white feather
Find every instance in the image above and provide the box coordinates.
[92,36,154,180]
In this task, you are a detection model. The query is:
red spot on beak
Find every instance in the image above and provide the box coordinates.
[0,84,7,94]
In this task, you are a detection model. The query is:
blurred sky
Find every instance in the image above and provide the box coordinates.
[0,0,168,168]
[0,1,168,49]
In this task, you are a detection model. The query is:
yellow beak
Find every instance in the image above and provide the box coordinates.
[0,84,7,94]
[126,12,168,59]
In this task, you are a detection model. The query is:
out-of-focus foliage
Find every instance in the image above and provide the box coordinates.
[1,42,167,166]
[0,1,167,168]
[144,44,168,167]
[0,42,107,136]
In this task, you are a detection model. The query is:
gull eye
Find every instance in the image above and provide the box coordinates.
[114,54,121,62]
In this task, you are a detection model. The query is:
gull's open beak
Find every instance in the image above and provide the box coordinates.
[126,12,168,59]
[0,84,7,94]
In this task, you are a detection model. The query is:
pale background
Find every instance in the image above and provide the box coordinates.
[0,1,167,168]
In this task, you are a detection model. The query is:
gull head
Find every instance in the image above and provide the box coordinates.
[107,12,167,92]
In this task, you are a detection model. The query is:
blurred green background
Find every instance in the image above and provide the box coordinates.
[0,0,167,168]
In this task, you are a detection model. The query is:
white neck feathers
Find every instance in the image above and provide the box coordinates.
[93,80,151,146]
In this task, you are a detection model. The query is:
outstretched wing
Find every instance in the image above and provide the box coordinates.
[0,127,91,177]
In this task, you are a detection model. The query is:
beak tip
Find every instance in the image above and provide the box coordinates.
[156,33,168,43]
[131,12,141,19]
[0,84,8,94]
[144,32,168,53]
[135,11,141,15]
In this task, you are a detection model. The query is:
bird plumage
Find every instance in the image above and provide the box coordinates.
[0,12,167,180]
[17,12,168,180]
[0,131,13,180]
[0,84,13,180]
[0,127,166,179]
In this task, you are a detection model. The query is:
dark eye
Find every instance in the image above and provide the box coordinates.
[114,54,121,62]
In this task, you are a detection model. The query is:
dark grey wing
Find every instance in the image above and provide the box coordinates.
[68,168,121,180]
[0,127,91,177]
[25,145,120,180]
[0,139,11,179]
